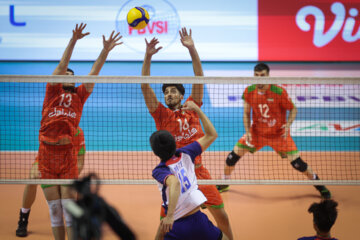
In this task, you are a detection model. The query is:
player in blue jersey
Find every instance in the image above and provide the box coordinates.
[151,101,229,240]
[298,200,338,240]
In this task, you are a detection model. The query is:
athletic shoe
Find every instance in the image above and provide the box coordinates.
[216,185,230,193]
[16,210,30,237]
[315,185,332,200]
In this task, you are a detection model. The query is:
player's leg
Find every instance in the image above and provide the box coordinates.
[273,135,331,199]
[16,161,40,237]
[59,185,76,240]
[217,132,259,192]
[43,185,66,240]
[287,153,331,199]
[196,166,233,240]
[206,207,232,240]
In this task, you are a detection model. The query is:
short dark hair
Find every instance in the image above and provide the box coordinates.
[67,68,75,75]
[150,130,176,162]
[308,200,338,233]
[162,84,185,96]
[254,63,270,74]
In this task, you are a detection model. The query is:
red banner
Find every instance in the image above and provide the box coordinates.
[258,0,360,61]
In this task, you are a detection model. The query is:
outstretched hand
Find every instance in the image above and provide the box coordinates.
[145,37,163,56]
[103,31,123,51]
[179,27,194,48]
[72,23,90,40]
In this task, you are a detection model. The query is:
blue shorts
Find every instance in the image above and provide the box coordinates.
[164,210,222,240]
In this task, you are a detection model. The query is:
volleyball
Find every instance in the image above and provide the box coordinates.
[127,7,150,30]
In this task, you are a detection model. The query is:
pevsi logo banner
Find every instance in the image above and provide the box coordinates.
[116,0,180,53]
[258,0,360,61]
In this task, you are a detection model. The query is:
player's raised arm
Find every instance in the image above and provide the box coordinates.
[141,38,162,113]
[182,101,217,151]
[179,27,204,104]
[86,31,123,93]
[52,23,89,79]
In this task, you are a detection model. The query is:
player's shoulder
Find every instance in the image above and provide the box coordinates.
[245,84,257,93]
[269,84,287,95]
[242,85,257,101]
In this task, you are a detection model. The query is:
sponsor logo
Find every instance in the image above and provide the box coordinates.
[48,107,76,119]
[292,121,360,136]
[115,0,180,53]
[296,2,360,47]
[175,128,198,142]
[258,0,360,61]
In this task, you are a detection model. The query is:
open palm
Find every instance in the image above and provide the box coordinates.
[179,27,194,48]
[72,23,90,40]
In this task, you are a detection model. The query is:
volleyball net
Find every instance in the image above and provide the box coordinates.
[0,75,359,185]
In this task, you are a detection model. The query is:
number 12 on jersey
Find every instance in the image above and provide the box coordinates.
[177,168,191,193]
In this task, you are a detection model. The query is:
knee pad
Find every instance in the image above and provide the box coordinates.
[61,199,74,227]
[290,157,308,172]
[225,151,241,167]
[47,199,64,227]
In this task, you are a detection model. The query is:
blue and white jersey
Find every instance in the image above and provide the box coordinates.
[152,141,207,220]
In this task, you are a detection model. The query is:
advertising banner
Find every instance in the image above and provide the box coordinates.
[0,0,257,61]
[258,0,360,61]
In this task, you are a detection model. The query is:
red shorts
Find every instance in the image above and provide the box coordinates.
[38,142,78,179]
[237,128,299,156]
[196,165,224,207]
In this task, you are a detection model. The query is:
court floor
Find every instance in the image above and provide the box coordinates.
[0,184,359,239]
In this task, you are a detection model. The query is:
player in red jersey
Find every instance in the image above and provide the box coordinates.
[298,200,338,240]
[37,23,122,240]
[141,28,233,240]
[16,127,85,237]
[217,63,331,199]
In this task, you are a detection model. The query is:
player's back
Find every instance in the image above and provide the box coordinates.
[153,142,206,220]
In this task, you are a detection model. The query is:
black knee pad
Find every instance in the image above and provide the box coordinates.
[225,151,241,166]
[290,157,308,172]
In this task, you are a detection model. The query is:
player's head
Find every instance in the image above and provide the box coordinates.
[150,130,176,162]
[62,68,75,92]
[308,200,338,235]
[254,63,270,91]
[162,84,185,110]
[66,68,75,75]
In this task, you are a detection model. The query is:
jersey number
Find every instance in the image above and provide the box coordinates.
[258,104,270,118]
[177,168,191,193]
[59,93,72,107]
[177,118,189,132]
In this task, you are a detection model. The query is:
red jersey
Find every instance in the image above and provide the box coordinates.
[151,96,204,148]
[243,84,294,137]
[39,83,90,143]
